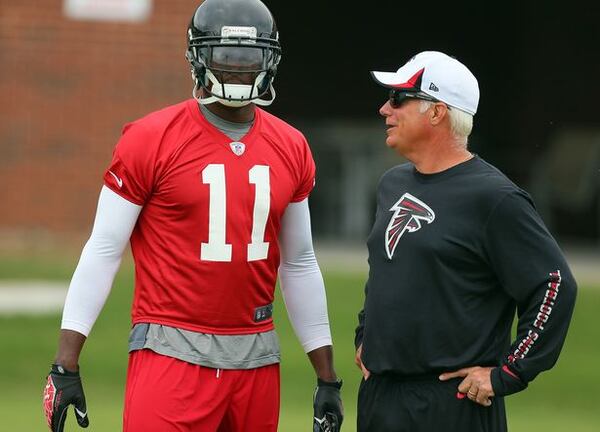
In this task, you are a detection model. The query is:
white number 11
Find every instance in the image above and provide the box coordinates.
[201,164,270,262]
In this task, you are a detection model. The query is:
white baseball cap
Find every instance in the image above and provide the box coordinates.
[371,51,479,115]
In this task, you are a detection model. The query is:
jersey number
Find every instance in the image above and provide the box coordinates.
[201,164,270,262]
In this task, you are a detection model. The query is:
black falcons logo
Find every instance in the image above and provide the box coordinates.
[385,193,435,259]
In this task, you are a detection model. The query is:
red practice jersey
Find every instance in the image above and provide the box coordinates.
[103,99,315,335]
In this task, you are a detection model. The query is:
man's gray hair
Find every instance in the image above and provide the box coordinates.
[420,101,473,142]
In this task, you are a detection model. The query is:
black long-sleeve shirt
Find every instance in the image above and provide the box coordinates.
[354,155,577,396]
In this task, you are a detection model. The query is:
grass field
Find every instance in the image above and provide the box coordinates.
[1,255,599,431]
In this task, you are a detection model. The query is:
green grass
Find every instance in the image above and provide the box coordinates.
[1,257,599,431]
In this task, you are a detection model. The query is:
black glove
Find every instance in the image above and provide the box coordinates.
[313,378,343,432]
[43,364,89,431]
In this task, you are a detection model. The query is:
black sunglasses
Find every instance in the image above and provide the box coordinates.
[388,89,450,110]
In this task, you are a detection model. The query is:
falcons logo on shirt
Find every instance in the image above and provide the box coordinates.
[385,193,435,259]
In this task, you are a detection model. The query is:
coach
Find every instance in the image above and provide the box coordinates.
[354,51,577,431]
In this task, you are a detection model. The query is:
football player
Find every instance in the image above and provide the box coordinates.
[43,1,343,431]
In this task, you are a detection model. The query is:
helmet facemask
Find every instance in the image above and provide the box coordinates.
[186,25,281,107]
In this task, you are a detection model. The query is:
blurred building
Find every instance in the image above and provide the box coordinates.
[0,0,192,237]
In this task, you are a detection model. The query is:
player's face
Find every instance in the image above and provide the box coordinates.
[208,46,265,85]
[208,61,259,86]
[379,95,431,156]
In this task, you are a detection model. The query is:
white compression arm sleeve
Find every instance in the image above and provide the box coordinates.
[61,186,142,336]
[278,198,332,353]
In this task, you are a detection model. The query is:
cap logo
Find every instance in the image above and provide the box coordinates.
[429,82,439,92]
[391,68,425,90]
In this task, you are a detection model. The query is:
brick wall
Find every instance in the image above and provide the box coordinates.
[0,0,195,235]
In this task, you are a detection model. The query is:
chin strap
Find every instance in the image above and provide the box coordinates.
[252,84,276,106]
[193,84,228,106]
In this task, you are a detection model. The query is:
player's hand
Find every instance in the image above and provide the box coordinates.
[313,378,344,432]
[439,366,495,407]
[43,364,90,431]
[354,344,370,380]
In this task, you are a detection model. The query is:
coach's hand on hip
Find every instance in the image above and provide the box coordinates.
[439,366,495,407]
[354,344,371,380]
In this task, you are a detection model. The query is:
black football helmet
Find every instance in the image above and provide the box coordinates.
[185,0,282,107]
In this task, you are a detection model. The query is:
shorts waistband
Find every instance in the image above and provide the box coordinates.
[374,372,445,382]
[374,363,498,383]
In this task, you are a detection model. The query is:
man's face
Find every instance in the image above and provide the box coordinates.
[210,67,258,86]
[208,46,264,85]
[378,95,430,156]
